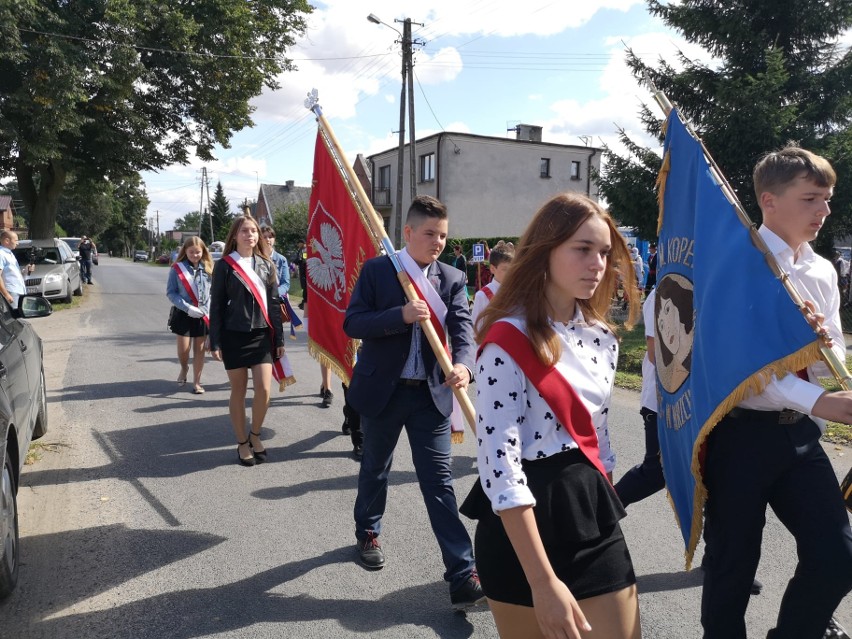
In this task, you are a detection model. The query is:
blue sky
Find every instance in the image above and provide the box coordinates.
[139,1,715,231]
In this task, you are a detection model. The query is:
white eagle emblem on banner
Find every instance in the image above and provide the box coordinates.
[307,219,346,303]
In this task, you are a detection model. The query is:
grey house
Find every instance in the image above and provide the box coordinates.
[255,181,312,227]
[366,125,602,240]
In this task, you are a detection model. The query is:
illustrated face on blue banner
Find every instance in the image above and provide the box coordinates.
[654,273,694,394]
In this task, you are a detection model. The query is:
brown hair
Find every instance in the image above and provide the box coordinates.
[223,215,271,260]
[476,193,639,365]
[406,194,447,227]
[175,236,213,274]
[753,145,836,204]
[488,243,515,268]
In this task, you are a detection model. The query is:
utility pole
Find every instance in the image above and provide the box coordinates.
[367,13,424,246]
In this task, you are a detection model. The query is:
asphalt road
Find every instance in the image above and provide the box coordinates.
[1,256,850,638]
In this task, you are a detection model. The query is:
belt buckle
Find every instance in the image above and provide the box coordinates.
[778,410,802,425]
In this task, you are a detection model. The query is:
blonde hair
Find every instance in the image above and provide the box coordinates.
[476,193,640,366]
[175,236,213,274]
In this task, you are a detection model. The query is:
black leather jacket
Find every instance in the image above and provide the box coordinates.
[208,255,285,352]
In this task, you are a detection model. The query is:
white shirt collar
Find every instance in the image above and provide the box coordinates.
[757,225,816,266]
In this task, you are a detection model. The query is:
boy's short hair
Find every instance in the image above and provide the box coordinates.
[405,195,447,227]
[489,243,515,268]
[753,145,836,202]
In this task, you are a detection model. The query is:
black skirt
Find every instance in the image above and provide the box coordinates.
[220,328,273,370]
[168,307,208,338]
[460,448,635,606]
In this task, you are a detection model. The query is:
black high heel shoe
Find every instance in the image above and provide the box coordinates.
[249,430,267,464]
[237,437,255,467]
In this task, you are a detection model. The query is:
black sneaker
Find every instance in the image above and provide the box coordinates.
[358,532,384,570]
[352,444,363,461]
[321,388,333,408]
[450,571,486,610]
[825,616,851,639]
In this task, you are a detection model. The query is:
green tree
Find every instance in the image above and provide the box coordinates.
[598,0,852,248]
[209,181,233,242]
[56,177,115,239]
[271,201,308,256]
[174,211,202,232]
[98,174,148,257]
[0,0,311,239]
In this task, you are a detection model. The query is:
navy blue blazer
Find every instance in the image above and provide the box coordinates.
[344,255,475,419]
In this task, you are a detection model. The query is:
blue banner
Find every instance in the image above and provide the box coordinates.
[655,109,820,566]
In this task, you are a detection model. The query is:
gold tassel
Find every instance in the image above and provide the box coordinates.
[451,431,464,444]
[307,339,352,386]
[278,375,297,392]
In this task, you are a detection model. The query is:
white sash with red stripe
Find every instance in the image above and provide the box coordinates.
[173,261,210,326]
[223,252,295,390]
[397,248,464,434]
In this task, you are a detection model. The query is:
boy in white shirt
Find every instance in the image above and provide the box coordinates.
[470,242,514,332]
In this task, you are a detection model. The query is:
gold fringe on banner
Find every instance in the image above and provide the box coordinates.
[307,338,352,387]
[680,340,822,569]
[278,375,297,392]
[451,431,464,444]
[656,149,671,237]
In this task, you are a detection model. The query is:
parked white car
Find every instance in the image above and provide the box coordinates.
[14,239,83,304]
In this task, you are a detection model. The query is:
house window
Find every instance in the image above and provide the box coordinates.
[420,153,436,182]
[570,160,581,180]
[540,158,551,178]
[378,165,391,189]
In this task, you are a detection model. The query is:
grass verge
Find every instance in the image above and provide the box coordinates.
[25,441,67,465]
[615,322,852,446]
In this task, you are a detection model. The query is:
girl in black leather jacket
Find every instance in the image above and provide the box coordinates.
[209,215,285,467]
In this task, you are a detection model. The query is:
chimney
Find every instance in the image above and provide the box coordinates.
[285,180,295,190]
[515,124,543,142]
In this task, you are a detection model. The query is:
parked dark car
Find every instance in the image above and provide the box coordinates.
[0,295,53,599]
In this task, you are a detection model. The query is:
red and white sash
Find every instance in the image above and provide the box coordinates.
[223,252,295,390]
[173,261,209,326]
[478,320,607,479]
[482,286,495,301]
[397,248,464,434]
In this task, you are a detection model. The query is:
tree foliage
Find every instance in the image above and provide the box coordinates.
[598,0,852,249]
[209,181,233,243]
[0,0,311,238]
[271,201,308,256]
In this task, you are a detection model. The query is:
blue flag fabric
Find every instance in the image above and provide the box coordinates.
[655,109,821,567]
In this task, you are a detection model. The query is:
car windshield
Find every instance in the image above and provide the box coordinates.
[13,247,62,265]
[63,238,81,251]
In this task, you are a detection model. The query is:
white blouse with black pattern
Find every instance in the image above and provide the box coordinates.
[475,310,619,512]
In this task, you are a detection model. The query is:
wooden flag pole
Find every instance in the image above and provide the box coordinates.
[646,79,852,390]
[304,90,477,436]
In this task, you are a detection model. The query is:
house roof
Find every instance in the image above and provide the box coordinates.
[260,183,311,221]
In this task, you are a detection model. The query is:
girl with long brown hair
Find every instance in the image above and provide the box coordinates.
[462,192,641,639]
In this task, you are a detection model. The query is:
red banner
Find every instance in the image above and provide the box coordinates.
[306,131,380,384]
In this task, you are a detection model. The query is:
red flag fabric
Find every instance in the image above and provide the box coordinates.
[306,131,381,384]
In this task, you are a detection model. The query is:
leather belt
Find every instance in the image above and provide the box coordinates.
[398,378,427,387]
[728,407,805,425]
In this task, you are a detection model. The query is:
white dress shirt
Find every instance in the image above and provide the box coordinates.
[471,280,500,331]
[736,226,844,429]
[476,310,618,512]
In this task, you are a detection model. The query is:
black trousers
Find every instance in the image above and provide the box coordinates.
[614,408,665,507]
[701,412,852,639]
[342,383,363,448]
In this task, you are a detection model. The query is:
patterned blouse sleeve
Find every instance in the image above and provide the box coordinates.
[476,342,535,512]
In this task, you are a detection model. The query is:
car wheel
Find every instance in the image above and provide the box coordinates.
[0,448,19,600]
[73,276,84,297]
[63,279,72,304]
[32,369,47,440]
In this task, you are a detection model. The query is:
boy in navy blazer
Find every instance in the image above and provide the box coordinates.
[344,195,483,609]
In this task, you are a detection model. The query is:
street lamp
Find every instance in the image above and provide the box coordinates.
[367,12,421,247]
